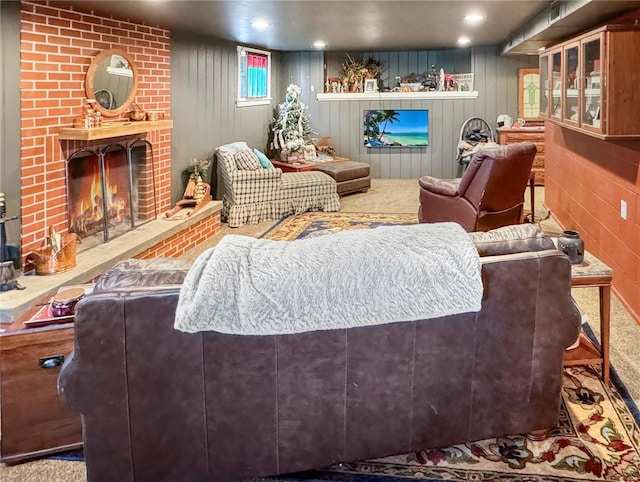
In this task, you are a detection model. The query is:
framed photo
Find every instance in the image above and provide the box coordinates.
[364,79,378,93]
[451,73,474,92]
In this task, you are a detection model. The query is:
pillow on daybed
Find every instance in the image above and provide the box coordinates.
[471,224,555,257]
[254,149,274,169]
[234,148,262,170]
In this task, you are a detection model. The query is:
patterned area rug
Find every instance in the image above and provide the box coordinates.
[261,211,418,240]
[258,212,640,482]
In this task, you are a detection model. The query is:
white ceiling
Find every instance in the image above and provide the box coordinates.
[54,0,640,54]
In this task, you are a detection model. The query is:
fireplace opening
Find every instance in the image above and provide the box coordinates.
[66,139,157,252]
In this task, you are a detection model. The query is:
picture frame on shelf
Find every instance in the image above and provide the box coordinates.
[452,73,474,92]
[364,79,378,93]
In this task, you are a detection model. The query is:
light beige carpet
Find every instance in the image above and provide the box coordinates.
[2,179,638,482]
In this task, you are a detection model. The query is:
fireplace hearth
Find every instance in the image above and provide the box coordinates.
[66,139,157,252]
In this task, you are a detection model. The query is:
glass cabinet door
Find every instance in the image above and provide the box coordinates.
[539,53,550,117]
[581,34,602,131]
[551,50,562,119]
[563,43,580,126]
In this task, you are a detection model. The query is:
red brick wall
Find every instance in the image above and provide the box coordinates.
[545,123,640,322]
[135,212,221,259]
[20,1,172,257]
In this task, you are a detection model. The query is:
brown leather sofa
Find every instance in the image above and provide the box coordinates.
[418,142,536,231]
[58,226,580,482]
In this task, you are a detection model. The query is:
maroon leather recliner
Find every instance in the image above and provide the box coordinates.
[418,142,536,231]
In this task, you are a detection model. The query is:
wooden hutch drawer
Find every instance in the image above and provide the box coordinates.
[533,154,545,168]
[0,323,82,464]
[532,169,545,186]
[500,131,545,143]
[498,127,545,186]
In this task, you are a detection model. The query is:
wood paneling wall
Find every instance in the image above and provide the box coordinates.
[280,47,538,179]
[170,40,537,194]
[0,1,22,243]
[170,32,279,201]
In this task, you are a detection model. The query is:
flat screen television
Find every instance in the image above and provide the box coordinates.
[363,109,429,147]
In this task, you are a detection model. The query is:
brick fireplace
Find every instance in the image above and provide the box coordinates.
[1,2,222,322]
[18,2,220,264]
[20,2,174,258]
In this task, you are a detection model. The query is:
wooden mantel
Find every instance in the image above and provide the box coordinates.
[58,120,173,141]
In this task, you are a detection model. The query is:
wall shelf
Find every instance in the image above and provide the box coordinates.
[58,120,173,141]
[316,91,478,102]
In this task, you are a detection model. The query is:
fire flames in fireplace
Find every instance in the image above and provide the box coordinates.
[66,141,156,252]
[70,158,129,238]
[67,146,141,250]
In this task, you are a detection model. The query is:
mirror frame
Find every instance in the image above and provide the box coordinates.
[85,48,139,117]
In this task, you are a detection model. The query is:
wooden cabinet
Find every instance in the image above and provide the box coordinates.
[540,48,562,121]
[539,24,640,139]
[498,127,545,186]
[0,311,82,464]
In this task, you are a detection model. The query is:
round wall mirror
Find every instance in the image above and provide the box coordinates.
[85,48,138,117]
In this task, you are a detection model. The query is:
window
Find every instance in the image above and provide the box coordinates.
[237,46,271,107]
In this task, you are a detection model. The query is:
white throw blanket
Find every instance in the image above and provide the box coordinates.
[174,222,482,335]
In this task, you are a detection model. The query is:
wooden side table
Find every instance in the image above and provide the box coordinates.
[0,293,83,464]
[271,159,317,172]
[563,250,613,384]
[524,172,535,223]
[271,156,350,173]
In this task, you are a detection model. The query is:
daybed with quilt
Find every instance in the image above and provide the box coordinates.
[216,142,339,227]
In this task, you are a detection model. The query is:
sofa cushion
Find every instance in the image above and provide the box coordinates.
[471,224,555,257]
[235,149,262,170]
[254,149,274,169]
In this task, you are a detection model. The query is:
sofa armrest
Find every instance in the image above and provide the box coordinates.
[471,224,555,257]
[480,249,581,349]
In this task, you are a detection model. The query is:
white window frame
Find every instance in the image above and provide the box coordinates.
[237,46,272,107]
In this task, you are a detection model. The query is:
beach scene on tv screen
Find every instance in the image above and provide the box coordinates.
[363,109,429,147]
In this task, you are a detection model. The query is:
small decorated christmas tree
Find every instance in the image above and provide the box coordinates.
[272,84,315,160]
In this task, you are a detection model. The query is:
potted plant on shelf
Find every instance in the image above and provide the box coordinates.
[339,55,383,92]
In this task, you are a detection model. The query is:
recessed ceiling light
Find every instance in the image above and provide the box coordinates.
[312,40,326,49]
[457,36,471,46]
[464,13,485,24]
[251,18,270,30]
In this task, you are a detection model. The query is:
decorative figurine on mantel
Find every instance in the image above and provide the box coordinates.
[74,99,102,129]
[271,84,316,163]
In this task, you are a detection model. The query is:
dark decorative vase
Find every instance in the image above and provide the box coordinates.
[558,230,584,264]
